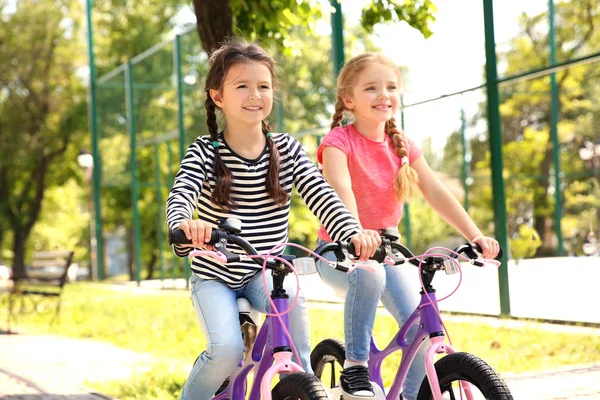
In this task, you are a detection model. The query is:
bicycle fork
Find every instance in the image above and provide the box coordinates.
[422,293,475,400]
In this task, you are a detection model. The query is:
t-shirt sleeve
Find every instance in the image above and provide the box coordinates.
[317,126,351,164]
[404,132,423,164]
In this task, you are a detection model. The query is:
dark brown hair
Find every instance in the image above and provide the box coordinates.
[204,39,287,209]
[330,52,419,202]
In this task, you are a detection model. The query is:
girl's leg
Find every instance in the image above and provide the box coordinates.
[181,275,245,400]
[315,246,386,363]
[243,271,313,373]
[380,264,429,400]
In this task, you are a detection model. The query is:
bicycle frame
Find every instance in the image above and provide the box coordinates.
[366,290,468,400]
[212,288,304,400]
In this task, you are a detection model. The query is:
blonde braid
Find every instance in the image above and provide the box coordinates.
[330,97,346,129]
[386,118,419,202]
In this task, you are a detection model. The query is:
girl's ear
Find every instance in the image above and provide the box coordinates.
[210,89,223,108]
[342,95,354,110]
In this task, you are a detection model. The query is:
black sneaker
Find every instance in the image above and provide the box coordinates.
[340,365,375,400]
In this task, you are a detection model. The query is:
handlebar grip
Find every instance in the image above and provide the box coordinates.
[347,242,387,263]
[168,229,219,245]
[472,243,504,261]
[168,229,191,245]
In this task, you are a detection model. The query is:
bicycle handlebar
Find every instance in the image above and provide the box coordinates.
[313,238,503,272]
[168,226,280,269]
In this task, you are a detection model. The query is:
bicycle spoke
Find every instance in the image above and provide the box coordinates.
[448,385,457,400]
[329,361,336,388]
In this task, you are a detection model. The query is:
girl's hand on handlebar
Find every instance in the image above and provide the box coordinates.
[177,219,213,248]
[471,235,500,259]
[350,230,382,261]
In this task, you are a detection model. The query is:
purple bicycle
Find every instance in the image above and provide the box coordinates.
[169,218,328,400]
[310,229,513,400]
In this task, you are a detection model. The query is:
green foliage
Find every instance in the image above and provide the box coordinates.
[30,179,90,258]
[400,192,457,254]
[196,1,436,55]
[0,0,88,271]
[510,224,542,260]
[230,0,322,55]
[361,0,437,38]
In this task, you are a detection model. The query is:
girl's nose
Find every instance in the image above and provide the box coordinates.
[249,89,260,100]
[377,91,389,100]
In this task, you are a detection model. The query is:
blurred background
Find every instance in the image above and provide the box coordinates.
[1,0,599,321]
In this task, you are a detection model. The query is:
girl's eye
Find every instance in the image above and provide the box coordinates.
[236,85,247,89]
[260,85,271,89]
[388,86,397,91]
[365,87,376,91]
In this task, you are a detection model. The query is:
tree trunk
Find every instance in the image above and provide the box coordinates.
[0,228,4,264]
[534,145,553,255]
[193,0,233,54]
[145,252,157,280]
[11,232,27,278]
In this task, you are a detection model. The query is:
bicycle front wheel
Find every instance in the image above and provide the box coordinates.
[310,338,345,389]
[417,352,513,400]
[271,372,329,400]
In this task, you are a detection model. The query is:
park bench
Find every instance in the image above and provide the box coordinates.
[5,250,74,332]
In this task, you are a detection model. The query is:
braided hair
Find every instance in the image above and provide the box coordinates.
[331,53,419,202]
[204,39,288,209]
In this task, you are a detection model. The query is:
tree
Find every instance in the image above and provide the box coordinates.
[192,0,437,54]
[0,0,88,276]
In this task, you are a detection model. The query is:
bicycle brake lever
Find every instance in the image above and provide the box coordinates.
[188,250,228,263]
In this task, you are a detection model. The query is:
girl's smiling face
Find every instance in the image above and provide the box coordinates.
[343,63,401,125]
[210,60,273,129]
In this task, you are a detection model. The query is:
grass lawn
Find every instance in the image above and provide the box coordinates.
[2,282,599,399]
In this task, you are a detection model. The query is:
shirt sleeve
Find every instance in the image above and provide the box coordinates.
[316,126,351,165]
[165,138,207,257]
[286,135,361,242]
[404,132,423,164]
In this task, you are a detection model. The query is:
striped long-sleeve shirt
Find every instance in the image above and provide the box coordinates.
[166,132,361,289]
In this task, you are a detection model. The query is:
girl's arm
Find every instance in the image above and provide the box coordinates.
[412,156,499,258]
[166,140,206,256]
[321,146,361,223]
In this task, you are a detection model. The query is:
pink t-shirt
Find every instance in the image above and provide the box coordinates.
[317,124,423,241]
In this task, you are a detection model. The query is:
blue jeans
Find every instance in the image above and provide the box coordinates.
[180,272,312,400]
[315,239,428,400]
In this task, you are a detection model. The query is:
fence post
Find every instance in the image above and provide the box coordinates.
[330,0,345,77]
[173,34,189,288]
[549,0,564,255]
[483,0,511,316]
[460,104,470,211]
[85,0,105,280]
[400,95,412,249]
[155,144,165,282]
[125,61,142,286]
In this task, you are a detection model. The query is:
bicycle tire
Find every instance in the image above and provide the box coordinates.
[310,338,346,388]
[271,372,329,400]
[417,352,513,400]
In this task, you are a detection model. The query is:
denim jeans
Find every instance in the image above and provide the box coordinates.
[315,238,428,400]
[180,272,312,400]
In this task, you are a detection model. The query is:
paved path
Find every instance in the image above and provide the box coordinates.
[0,333,153,399]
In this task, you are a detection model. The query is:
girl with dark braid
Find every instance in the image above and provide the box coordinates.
[166,40,380,399]
[314,53,500,400]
